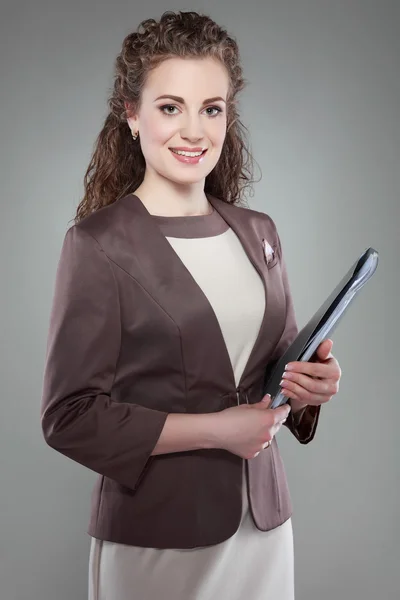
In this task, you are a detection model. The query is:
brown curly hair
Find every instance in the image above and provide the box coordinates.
[74,10,260,224]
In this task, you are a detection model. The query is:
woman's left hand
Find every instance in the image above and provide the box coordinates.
[280,339,342,409]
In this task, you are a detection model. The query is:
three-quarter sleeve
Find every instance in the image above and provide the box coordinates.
[266,221,321,444]
[40,225,169,489]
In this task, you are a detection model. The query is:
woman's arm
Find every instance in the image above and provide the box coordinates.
[41,226,169,490]
[152,413,220,455]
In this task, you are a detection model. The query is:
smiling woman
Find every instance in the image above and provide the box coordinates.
[122,56,231,212]
[41,9,315,600]
[74,11,255,223]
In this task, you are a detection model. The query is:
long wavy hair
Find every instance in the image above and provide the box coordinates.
[74,10,260,224]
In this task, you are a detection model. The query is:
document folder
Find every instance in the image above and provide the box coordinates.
[263,247,379,409]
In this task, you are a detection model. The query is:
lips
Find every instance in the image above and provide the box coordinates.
[170,147,206,152]
[169,148,208,164]
[170,148,207,156]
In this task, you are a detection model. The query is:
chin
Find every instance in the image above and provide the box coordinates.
[167,174,207,185]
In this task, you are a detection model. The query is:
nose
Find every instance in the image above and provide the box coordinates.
[180,113,204,141]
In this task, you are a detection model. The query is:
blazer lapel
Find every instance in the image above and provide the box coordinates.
[205,194,285,392]
[111,193,285,400]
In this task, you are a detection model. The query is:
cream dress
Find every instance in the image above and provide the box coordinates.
[88,206,295,600]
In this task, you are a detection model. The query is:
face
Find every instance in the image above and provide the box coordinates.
[127,57,229,188]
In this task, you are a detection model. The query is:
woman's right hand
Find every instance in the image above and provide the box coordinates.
[215,395,292,459]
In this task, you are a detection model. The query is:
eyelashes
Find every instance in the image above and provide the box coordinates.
[159,105,223,117]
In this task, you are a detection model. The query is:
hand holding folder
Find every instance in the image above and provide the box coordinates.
[263,247,379,409]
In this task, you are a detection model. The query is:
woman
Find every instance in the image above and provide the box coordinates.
[41,10,341,600]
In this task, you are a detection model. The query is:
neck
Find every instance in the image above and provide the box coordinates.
[132,183,211,217]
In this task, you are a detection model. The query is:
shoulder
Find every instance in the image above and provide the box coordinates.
[244,204,278,232]
[64,195,129,248]
[217,196,280,241]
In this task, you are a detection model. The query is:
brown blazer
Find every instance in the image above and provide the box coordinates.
[40,192,321,549]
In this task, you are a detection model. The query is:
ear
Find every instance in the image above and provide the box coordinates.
[124,101,135,119]
[124,102,138,131]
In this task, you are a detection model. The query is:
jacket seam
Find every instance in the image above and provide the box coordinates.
[78,229,123,389]
[270,443,282,518]
[81,230,188,406]
[95,476,105,532]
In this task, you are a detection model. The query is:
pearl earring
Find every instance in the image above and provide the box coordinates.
[132,131,139,140]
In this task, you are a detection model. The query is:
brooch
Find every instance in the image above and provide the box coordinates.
[262,238,275,265]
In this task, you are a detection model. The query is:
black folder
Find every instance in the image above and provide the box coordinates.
[263,247,379,409]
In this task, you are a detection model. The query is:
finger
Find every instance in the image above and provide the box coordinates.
[322,338,334,359]
[285,358,339,379]
[273,404,291,424]
[283,386,332,405]
[281,373,338,398]
[271,419,286,437]
[315,339,333,360]
[261,393,272,405]
[281,372,338,396]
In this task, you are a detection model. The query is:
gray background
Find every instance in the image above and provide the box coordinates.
[1,1,399,599]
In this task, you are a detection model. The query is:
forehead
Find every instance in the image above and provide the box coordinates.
[144,57,229,98]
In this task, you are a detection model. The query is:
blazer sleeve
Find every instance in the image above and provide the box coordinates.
[265,219,321,444]
[40,225,169,490]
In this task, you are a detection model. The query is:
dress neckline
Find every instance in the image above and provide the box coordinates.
[150,205,230,239]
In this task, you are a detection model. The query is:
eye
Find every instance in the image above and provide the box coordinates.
[160,105,179,115]
[205,106,223,117]
[159,105,223,117]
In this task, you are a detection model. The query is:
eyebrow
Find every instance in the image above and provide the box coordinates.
[154,94,226,104]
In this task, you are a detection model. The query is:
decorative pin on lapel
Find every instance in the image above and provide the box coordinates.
[262,238,275,265]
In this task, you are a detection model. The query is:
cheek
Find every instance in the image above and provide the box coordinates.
[207,118,227,145]
[142,113,174,144]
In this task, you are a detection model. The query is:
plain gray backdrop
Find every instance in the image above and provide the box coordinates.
[1,1,399,599]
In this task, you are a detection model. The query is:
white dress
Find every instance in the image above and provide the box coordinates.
[88,206,295,600]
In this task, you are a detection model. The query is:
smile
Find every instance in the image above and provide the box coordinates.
[169,148,208,164]
[170,149,206,157]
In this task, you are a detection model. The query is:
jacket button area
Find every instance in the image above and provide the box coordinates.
[236,388,249,405]
[220,388,249,409]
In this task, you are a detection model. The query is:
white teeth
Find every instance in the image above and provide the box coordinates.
[171,149,204,157]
